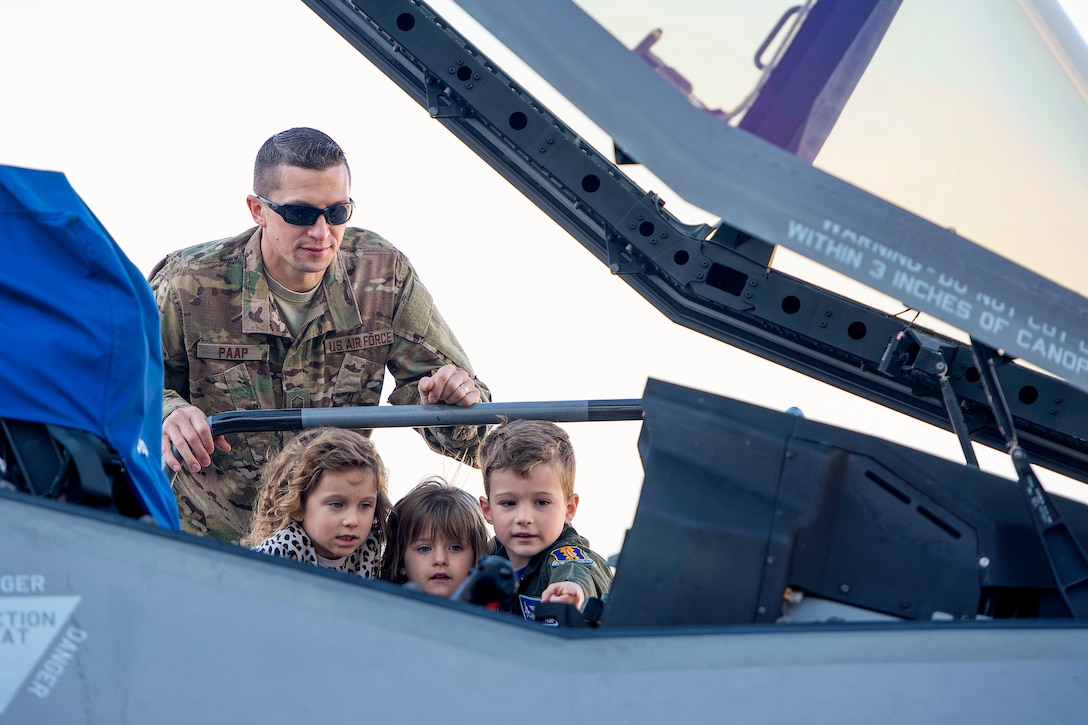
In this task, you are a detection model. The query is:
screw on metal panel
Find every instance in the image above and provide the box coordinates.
[979,557,990,568]
[839,584,850,594]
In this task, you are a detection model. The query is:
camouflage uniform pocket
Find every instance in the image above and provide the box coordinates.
[217,362,260,412]
[330,353,383,406]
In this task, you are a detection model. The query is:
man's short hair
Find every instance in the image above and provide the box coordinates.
[479,419,576,499]
[253,127,351,196]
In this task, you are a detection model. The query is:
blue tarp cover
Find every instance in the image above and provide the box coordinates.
[0,164,179,529]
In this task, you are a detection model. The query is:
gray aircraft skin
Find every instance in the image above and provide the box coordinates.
[4,1,1088,722]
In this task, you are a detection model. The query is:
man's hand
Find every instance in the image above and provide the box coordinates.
[540,581,586,610]
[161,405,231,473]
[418,363,480,406]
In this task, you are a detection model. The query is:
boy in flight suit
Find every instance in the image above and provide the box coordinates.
[478,419,612,622]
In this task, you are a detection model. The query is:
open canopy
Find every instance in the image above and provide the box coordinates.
[450,0,1088,393]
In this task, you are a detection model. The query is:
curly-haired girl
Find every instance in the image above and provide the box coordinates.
[243,427,391,577]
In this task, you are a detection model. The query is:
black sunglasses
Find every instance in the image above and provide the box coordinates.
[256,194,355,226]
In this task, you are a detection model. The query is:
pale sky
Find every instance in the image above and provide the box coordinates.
[1,0,1086,556]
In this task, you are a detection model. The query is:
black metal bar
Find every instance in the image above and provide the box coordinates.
[1010,447,1088,618]
[972,339,1088,618]
[969,340,1018,447]
[205,409,304,438]
[208,400,643,437]
[938,374,979,469]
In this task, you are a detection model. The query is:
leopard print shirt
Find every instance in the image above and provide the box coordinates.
[253,521,381,578]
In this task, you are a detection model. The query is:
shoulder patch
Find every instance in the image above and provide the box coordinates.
[550,545,593,567]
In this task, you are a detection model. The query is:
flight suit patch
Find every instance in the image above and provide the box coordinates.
[518,595,558,626]
[550,545,592,566]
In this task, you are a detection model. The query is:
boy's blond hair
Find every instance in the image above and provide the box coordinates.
[479,419,576,498]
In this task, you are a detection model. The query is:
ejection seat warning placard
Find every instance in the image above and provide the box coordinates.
[0,574,83,717]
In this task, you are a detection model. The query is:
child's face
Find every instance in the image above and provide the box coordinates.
[402,529,476,597]
[297,467,378,560]
[480,464,578,571]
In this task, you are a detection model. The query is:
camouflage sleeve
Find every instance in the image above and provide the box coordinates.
[148,256,192,419]
[384,256,491,466]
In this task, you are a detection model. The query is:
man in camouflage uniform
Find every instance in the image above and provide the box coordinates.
[150,127,490,543]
